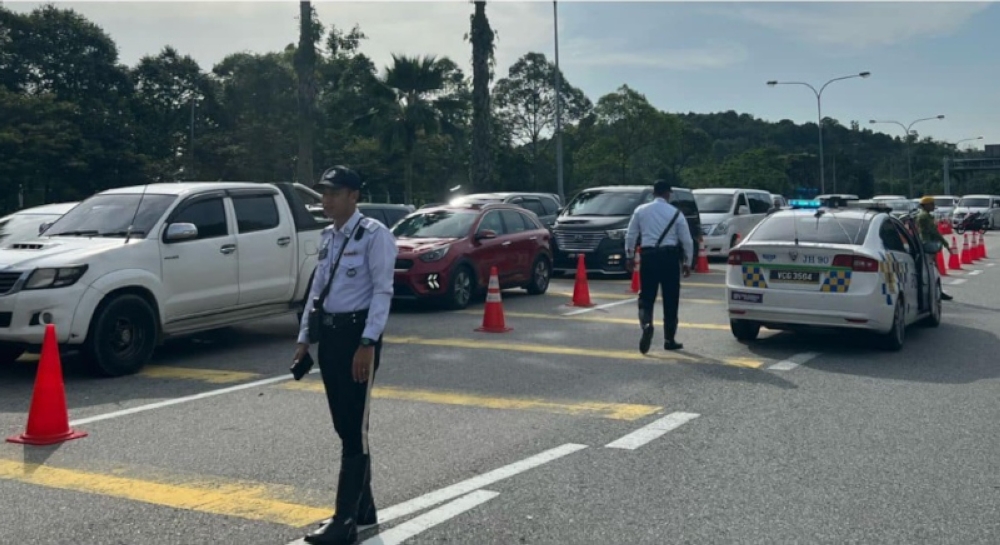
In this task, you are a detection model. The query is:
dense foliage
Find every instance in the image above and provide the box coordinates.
[1,5,995,212]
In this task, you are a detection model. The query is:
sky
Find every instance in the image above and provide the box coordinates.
[6,1,999,151]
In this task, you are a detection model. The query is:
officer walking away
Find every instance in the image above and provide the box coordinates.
[916,195,953,301]
[625,180,694,354]
[292,166,398,545]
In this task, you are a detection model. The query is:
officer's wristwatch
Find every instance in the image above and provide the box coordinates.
[360,337,376,347]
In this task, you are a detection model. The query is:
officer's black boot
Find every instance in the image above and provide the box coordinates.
[305,454,368,545]
[664,319,683,351]
[357,455,377,529]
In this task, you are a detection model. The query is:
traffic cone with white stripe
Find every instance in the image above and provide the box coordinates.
[695,239,710,273]
[629,247,641,293]
[975,231,985,260]
[570,254,594,307]
[961,233,973,265]
[475,266,511,333]
[948,235,962,271]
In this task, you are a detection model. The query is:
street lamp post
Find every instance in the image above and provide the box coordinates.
[553,0,565,203]
[869,115,944,198]
[767,71,871,195]
[954,136,983,151]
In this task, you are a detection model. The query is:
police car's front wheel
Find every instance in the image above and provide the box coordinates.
[730,319,760,342]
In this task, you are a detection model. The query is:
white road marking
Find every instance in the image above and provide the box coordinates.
[945,278,968,286]
[968,269,983,276]
[604,412,700,450]
[768,352,820,371]
[377,443,587,524]
[69,369,318,426]
[562,297,635,316]
[360,490,500,545]
[987,263,995,268]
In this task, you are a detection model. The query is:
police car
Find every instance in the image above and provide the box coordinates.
[726,199,942,350]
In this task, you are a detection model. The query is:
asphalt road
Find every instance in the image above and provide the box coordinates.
[2,236,999,545]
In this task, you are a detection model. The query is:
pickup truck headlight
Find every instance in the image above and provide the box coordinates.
[419,246,450,263]
[606,229,627,240]
[24,265,88,290]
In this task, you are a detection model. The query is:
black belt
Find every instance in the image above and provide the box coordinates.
[320,308,369,328]
[640,245,679,253]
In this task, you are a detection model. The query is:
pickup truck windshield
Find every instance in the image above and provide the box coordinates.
[46,194,178,237]
[563,191,645,216]
[393,210,478,239]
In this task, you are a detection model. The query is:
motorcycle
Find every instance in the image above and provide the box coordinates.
[954,211,989,235]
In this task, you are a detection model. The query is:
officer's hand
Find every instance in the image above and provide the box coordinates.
[292,343,308,364]
[682,264,691,278]
[353,346,374,383]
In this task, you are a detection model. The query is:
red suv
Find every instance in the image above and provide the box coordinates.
[391,203,553,309]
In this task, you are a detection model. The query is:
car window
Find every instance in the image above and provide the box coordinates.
[393,210,478,238]
[748,192,771,214]
[879,220,906,252]
[563,191,645,216]
[748,213,870,245]
[520,211,543,231]
[736,193,750,212]
[172,197,228,240]
[519,199,546,217]
[478,210,504,234]
[294,186,322,207]
[233,195,280,233]
[361,208,387,225]
[383,209,407,227]
[501,210,529,234]
[693,193,734,214]
[669,191,699,217]
[539,197,559,215]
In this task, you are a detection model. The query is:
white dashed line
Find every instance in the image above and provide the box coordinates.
[945,278,968,286]
[968,269,983,276]
[360,490,500,545]
[604,412,700,450]
[562,297,635,316]
[768,352,820,371]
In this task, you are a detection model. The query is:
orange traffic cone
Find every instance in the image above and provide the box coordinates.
[570,254,594,307]
[7,324,87,446]
[961,233,973,265]
[936,250,947,276]
[948,235,962,271]
[629,247,641,293]
[695,239,710,273]
[975,232,985,260]
[475,266,511,333]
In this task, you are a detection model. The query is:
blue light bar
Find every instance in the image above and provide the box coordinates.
[788,199,822,209]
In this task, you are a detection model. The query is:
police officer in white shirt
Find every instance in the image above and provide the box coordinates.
[625,180,694,354]
[292,166,398,545]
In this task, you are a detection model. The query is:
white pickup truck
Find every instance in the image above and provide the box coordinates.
[0,182,328,376]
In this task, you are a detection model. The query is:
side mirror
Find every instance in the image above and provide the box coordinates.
[38,221,54,235]
[476,229,497,241]
[164,222,199,242]
[737,205,750,216]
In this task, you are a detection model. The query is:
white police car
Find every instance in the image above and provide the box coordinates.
[726,199,942,350]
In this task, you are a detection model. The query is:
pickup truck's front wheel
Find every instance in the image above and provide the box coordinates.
[87,294,158,377]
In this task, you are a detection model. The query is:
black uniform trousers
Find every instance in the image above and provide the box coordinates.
[638,246,683,341]
[315,309,381,528]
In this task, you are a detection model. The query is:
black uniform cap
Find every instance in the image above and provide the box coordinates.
[315,166,363,191]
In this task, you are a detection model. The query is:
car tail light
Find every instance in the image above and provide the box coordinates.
[727,250,759,265]
[832,254,879,272]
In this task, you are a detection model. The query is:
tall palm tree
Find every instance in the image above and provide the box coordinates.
[469,1,495,191]
[293,1,320,184]
[365,54,463,205]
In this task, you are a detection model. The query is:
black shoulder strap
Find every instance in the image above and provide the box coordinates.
[317,219,365,304]
[654,209,683,248]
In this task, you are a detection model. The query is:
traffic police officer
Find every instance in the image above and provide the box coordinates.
[916,195,953,301]
[293,166,398,545]
[625,180,694,354]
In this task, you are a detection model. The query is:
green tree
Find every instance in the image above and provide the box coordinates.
[468,1,495,191]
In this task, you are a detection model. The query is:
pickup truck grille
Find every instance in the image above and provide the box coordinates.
[553,231,605,252]
[0,272,23,295]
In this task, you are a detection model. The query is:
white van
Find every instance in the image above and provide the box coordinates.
[952,194,1000,229]
[694,188,773,258]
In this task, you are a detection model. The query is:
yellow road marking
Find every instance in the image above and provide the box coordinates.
[281,382,661,421]
[384,335,699,362]
[0,459,330,527]
[460,310,729,331]
[139,366,262,384]
[383,336,762,369]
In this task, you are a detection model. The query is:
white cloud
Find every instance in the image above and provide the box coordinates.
[565,40,748,70]
[729,3,989,49]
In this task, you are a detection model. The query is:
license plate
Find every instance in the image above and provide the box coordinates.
[730,291,762,303]
[769,269,819,283]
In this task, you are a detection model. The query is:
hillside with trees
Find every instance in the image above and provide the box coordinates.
[1,4,995,213]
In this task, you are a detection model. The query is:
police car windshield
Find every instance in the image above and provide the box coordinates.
[748,213,871,246]
[693,193,733,214]
[563,191,644,216]
[392,210,478,239]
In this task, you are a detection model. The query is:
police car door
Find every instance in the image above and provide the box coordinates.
[878,218,918,322]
